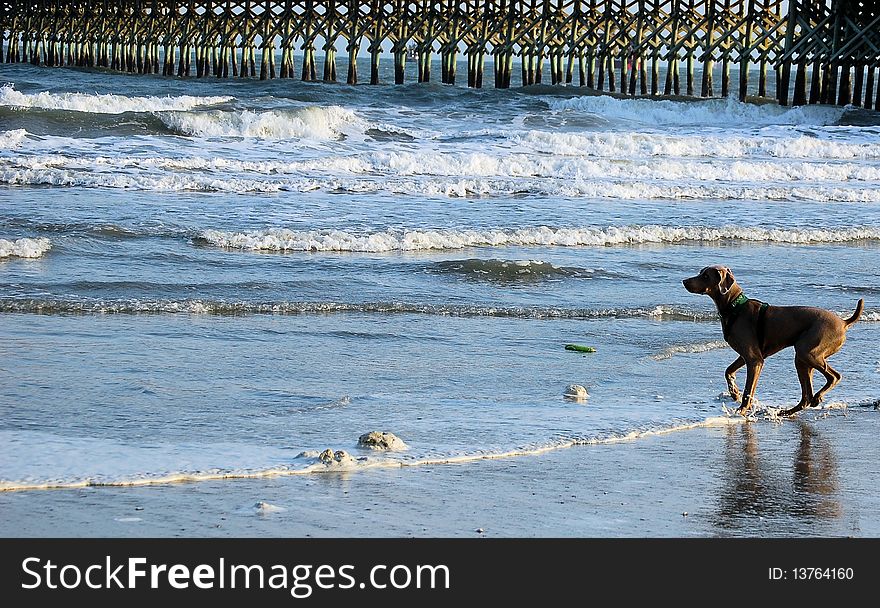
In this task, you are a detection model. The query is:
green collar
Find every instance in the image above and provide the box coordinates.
[724,293,749,315]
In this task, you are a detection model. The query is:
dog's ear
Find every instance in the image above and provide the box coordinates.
[718,267,735,295]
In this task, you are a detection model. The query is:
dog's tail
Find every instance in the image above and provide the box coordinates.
[844,298,864,327]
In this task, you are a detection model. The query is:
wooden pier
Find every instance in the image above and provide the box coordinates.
[2,1,879,107]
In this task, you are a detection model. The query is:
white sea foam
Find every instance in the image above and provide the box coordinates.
[0,237,51,259]
[650,340,729,361]
[160,105,360,139]
[0,128,29,149]
[0,83,232,113]
[5,298,876,323]
[200,225,880,252]
[0,165,298,192]
[374,151,880,182]
[518,129,880,160]
[2,165,878,200]
[5,151,880,184]
[0,298,718,320]
[548,95,846,127]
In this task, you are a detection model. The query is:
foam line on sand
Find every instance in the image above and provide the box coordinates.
[0,416,745,492]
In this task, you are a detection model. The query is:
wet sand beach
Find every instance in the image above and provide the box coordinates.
[2,410,877,538]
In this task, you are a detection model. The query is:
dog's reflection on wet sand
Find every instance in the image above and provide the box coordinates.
[715,421,841,532]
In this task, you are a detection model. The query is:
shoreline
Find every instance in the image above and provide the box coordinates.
[2,410,877,538]
[0,415,746,493]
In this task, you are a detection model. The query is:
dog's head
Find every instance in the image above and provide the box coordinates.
[682,265,736,297]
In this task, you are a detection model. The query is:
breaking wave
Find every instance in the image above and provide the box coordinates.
[198,225,880,252]
[0,298,714,320]
[517,129,880,160]
[3,164,876,200]
[159,105,361,139]
[0,128,29,149]
[2,298,876,322]
[548,95,846,127]
[6,151,880,182]
[0,237,51,259]
[0,83,232,113]
[4,150,880,183]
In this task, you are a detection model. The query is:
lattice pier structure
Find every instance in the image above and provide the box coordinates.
[3,1,878,107]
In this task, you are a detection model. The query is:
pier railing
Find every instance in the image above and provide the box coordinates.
[2,1,878,107]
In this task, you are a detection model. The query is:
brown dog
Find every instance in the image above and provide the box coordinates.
[683,265,863,417]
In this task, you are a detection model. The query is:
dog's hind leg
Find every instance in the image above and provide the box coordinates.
[794,331,844,408]
[810,359,841,407]
[781,356,814,417]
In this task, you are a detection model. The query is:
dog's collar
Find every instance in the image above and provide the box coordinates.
[720,294,770,345]
[724,293,749,315]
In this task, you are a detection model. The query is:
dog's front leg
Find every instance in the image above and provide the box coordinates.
[736,358,764,416]
[725,356,745,401]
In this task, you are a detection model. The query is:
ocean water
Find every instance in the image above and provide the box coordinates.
[1,62,879,491]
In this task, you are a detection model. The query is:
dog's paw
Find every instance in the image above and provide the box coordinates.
[735,404,752,417]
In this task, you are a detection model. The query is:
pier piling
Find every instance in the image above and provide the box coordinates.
[2,0,878,107]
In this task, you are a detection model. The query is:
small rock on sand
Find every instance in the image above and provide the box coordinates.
[358,431,408,451]
[563,384,589,401]
[253,501,285,514]
[318,449,357,466]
